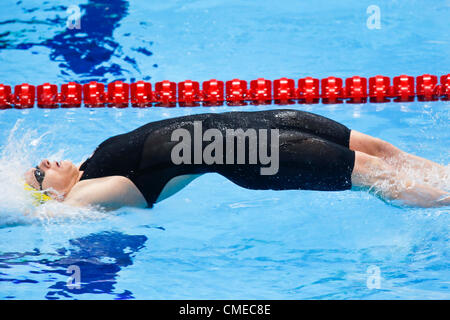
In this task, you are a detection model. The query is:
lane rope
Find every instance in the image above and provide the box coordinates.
[0,74,449,109]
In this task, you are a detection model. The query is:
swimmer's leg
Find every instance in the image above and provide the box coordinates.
[351,151,450,208]
[349,130,448,188]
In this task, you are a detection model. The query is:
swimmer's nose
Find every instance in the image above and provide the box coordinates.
[39,159,51,169]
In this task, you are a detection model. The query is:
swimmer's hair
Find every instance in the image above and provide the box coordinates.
[23,183,52,206]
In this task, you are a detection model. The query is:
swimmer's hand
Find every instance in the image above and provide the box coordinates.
[63,176,148,211]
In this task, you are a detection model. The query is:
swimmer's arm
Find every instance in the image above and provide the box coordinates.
[64,176,148,211]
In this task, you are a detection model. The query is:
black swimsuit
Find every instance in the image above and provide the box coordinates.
[79,109,355,207]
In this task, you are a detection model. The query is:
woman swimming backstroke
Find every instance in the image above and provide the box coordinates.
[23,109,449,210]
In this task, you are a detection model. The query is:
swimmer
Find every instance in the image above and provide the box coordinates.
[23,109,449,210]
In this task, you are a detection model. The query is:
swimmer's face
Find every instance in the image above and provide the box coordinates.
[24,159,80,195]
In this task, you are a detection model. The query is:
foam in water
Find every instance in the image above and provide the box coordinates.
[361,151,450,208]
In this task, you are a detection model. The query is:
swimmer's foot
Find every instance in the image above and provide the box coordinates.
[390,182,450,208]
[387,157,450,191]
[352,152,449,208]
[418,168,449,192]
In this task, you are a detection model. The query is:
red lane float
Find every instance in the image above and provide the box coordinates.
[297,77,319,104]
[154,80,176,107]
[60,82,82,108]
[14,83,35,109]
[273,78,295,104]
[178,80,200,106]
[321,77,344,104]
[202,79,224,106]
[131,81,152,107]
[369,75,391,103]
[1,74,449,109]
[0,84,12,109]
[226,79,247,105]
[249,78,272,104]
[83,81,106,107]
[108,81,129,108]
[416,74,438,101]
[440,74,450,100]
[392,75,415,102]
[345,76,367,103]
[37,83,58,108]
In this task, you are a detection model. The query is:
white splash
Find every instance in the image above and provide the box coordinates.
[0,120,108,227]
[385,154,450,192]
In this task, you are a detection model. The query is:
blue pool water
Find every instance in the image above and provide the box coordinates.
[0,0,449,299]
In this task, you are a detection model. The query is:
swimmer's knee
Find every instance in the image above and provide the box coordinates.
[373,138,401,159]
[349,130,400,159]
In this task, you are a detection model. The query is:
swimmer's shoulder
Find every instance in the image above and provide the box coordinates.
[64,176,147,210]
